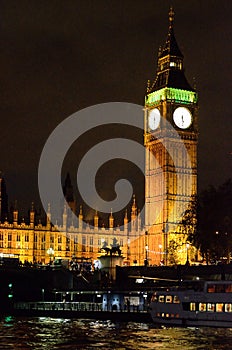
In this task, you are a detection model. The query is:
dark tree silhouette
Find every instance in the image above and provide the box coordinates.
[181,180,232,264]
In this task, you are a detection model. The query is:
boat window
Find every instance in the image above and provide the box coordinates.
[190,302,196,311]
[158,295,165,303]
[207,303,215,312]
[208,284,232,293]
[225,304,232,312]
[215,284,225,293]
[173,296,180,304]
[199,303,206,311]
[207,284,215,293]
[151,294,158,302]
[216,303,224,312]
[166,295,172,303]
[225,284,232,293]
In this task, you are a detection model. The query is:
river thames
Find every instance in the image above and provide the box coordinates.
[0,316,231,349]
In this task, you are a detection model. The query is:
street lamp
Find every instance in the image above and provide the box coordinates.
[47,247,54,264]
[186,243,190,265]
[41,288,44,302]
[158,244,162,265]
[215,231,219,262]
[127,238,131,265]
[144,231,149,266]
[145,245,149,266]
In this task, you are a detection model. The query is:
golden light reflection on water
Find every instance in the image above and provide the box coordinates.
[0,317,232,349]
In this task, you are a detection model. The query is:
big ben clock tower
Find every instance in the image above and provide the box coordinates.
[144,8,198,265]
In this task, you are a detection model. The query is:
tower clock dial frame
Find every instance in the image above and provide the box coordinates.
[148,108,161,131]
[173,106,192,129]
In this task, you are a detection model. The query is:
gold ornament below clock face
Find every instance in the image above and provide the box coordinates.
[173,107,192,129]
[148,108,161,131]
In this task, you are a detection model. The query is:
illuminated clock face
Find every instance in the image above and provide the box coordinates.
[173,107,192,129]
[148,108,161,131]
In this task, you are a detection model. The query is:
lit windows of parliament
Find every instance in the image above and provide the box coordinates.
[0,8,198,266]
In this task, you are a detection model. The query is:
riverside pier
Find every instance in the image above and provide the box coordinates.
[13,300,151,322]
[1,254,232,322]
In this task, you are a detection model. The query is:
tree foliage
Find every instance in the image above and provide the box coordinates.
[182,179,232,263]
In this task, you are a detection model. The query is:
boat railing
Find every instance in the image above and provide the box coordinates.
[14,301,103,312]
[14,301,148,313]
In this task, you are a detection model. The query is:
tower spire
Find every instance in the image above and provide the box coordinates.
[78,205,83,230]
[30,201,35,226]
[161,6,182,59]
[46,203,51,228]
[131,194,137,217]
[131,195,137,232]
[94,209,99,228]
[109,208,114,229]
[149,7,193,92]
[13,200,18,226]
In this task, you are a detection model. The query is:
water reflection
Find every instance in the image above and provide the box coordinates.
[0,317,231,350]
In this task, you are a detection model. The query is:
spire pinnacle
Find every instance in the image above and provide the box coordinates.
[109,208,114,228]
[94,209,99,227]
[132,194,137,210]
[159,6,182,59]
[169,6,174,29]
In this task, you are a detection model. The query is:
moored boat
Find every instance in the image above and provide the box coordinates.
[149,280,232,327]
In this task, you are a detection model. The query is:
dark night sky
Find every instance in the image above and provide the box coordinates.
[0,0,232,214]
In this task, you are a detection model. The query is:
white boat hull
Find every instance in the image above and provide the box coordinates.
[149,280,232,328]
[150,311,232,328]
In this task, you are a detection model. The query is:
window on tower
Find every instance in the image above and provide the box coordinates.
[170,61,182,69]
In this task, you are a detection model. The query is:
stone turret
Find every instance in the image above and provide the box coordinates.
[109,209,114,230]
[30,202,35,227]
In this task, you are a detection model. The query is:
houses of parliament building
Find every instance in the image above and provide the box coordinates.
[0,174,145,266]
[0,8,198,267]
